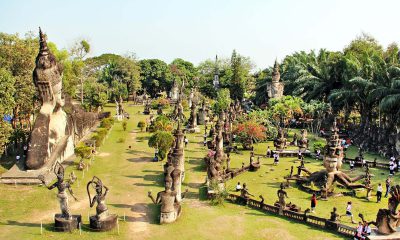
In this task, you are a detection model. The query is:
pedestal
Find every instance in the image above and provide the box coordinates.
[54,214,81,232]
[160,206,181,224]
[89,214,118,231]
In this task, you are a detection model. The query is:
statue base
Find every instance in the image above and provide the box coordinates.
[367,228,400,239]
[89,214,118,231]
[54,214,81,232]
[160,207,181,224]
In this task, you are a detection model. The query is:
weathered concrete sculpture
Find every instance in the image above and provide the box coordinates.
[298,129,309,150]
[266,60,284,99]
[285,119,368,197]
[197,100,207,125]
[359,185,400,235]
[39,163,81,232]
[149,121,186,224]
[87,176,117,231]
[24,28,97,171]
[143,100,151,115]
[187,103,200,133]
[26,28,73,170]
[214,113,226,162]
[274,127,287,150]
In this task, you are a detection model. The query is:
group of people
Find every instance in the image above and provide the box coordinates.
[355,221,372,239]
[265,146,280,165]
[389,156,399,176]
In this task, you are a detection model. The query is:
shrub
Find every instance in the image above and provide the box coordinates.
[122,120,127,131]
[100,117,114,129]
[313,141,325,152]
[148,131,175,160]
[91,134,102,147]
[209,180,228,205]
[151,98,169,109]
[233,121,267,149]
[137,121,146,132]
[74,144,92,159]
[117,137,126,143]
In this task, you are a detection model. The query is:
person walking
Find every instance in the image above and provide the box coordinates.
[340,201,356,224]
[350,160,355,171]
[310,193,317,212]
[376,183,383,203]
[266,146,271,158]
[385,177,391,198]
[273,152,279,165]
[184,136,188,147]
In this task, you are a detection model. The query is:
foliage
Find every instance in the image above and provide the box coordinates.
[117,137,126,143]
[137,121,146,132]
[139,59,171,97]
[268,96,304,126]
[169,58,198,89]
[212,88,231,114]
[209,180,228,205]
[313,141,326,152]
[233,121,267,148]
[74,144,92,160]
[152,115,173,132]
[100,117,115,130]
[148,131,174,160]
[151,97,169,109]
[0,68,15,152]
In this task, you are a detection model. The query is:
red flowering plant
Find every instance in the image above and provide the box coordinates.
[233,121,267,150]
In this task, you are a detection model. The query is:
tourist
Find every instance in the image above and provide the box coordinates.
[376,183,383,203]
[23,145,28,157]
[350,160,355,171]
[355,222,363,239]
[310,193,317,212]
[361,158,366,168]
[362,222,372,238]
[389,162,395,176]
[273,153,279,165]
[16,155,20,162]
[184,136,188,147]
[236,182,242,191]
[340,201,356,224]
[316,149,321,159]
[266,146,271,158]
[397,158,400,172]
[297,150,302,160]
[390,156,395,162]
[385,177,391,198]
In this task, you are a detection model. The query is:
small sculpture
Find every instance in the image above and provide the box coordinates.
[274,127,287,150]
[297,129,309,150]
[87,176,118,231]
[143,100,151,115]
[330,207,339,222]
[39,163,81,232]
[277,185,288,209]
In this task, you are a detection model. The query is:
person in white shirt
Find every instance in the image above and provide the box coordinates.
[236,182,242,191]
[350,160,355,171]
[273,153,279,165]
[340,201,356,224]
[377,183,383,203]
[390,163,395,176]
[356,222,363,239]
[363,222,372,238]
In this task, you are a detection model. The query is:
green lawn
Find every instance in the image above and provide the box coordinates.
[1,103,397,239]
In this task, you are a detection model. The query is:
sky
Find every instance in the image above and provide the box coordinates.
[1,0,400,70]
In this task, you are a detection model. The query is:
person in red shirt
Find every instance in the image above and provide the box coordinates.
[311,193,317,212]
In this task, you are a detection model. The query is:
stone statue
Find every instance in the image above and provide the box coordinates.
[148,176,187,224]
[277,185,288,207]
[143,100,151,115]
[25,28,98,172]
[39,162,81,231]
[359,185,400,235]
[266,60,284,99]
[87,176,117,231]
[330,207,339,222]
[274,127,287,150]
[298,129,308,150]
[187,103,199,132]
[26,28,71,170]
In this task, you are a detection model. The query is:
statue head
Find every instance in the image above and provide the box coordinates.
[54,162,64,182]
[165,176,173,191]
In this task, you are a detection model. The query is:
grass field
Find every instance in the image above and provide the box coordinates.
[0,103,397,239]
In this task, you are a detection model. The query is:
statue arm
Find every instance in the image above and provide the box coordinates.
[90,196,97,208]
[67,185,78,201]
[47,182,58,190]
[103,185,109,197]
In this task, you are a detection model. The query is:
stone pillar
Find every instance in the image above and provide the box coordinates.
[172,122,185,202]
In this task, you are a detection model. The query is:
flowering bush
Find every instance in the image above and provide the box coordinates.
[233,121,267,149]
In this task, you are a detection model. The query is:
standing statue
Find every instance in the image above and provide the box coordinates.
[298,129,309,150]
[87,176,118,231]
[38,163,81,232]
[274,127,287,150]
[277,185,289,208]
